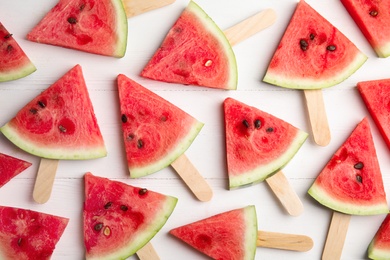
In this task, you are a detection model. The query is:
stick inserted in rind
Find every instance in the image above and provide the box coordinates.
[33,158,60,204]
[322,211,351,260]
[257,230,314,252]
[136,242,160,260]
[171,154,213,202]
[265,171,304,216]
[121,0,176,18]
[303,89,331,146]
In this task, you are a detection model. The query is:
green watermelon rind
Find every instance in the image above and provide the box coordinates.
[242,205,258,259]
[263,51,367,90]
[368,240,390,260]
[0,62,36,82]
[229,130,308,189]
[111,0,128,58]
[129,121,204,178]
[187,1,237,90]
[87,196,178,260]
[308,184,390,216]
[0,124,107,160]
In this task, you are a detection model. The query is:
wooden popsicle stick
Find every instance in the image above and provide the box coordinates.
[33,158,60,204]
[171,154,213,202]
[137,242,160,260]
[322,211,351,260]
[303,89,331,146]
[257,230,313,252]
[265,171,304,216]
[224,8,277,46]
[121,0,175,18]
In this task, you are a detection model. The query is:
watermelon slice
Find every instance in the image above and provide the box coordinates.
[263,0,367,90]
[308,117,388,215]
[224,97,308,189]
[0,64,107,160]
[83,172,177,259]
[341,0,390,58]
[0,205,68,259]
[170,205,258,259]
[117,74,203,178]
[141,1,237,90]
[368,214,390,259]
[27,0,128,58]
[0,153,32,188]
[357,78,390,150]
[0,22,36,82]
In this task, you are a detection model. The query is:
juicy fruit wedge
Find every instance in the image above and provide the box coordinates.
[0,22,36,82]
[0,153,32,188]
[27,0,128,57]
[0,65,107,160]
[263,0,367,90]
[0,206,68,259]
[368,214,390,259]
[141,1,237,90]
[117,74,203,178]
[341,0,390,58]
[224,97,308,189]
[170,206,258,259]
[83,172,177,259]
[357,78,390,150]
[308,118,388,215]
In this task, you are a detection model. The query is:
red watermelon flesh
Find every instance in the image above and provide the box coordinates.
[27,0,128,58]
[83,172,177,259]
[308,118,388,215]
[0,22,36,82]
[0,64,107,160]
[0,205,68,260]
[224,97,308,189]
[357,78,390,150]
[368,214,390,259]
[117,74,203,178]
[0,153,32,188]
[341,0,390,58]
[263,0,367,90]
[170,205,258,260]
[141,1,237,90]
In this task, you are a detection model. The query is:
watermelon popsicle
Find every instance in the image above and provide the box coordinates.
[263,0,367,147]
[308,118,389,259]
[170,206,313,259]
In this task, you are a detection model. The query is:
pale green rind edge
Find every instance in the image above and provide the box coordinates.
[368,240,390,260]
[374,41,390,58]
[111,0,128,58]
[263,52,368,90]
[229,130,308,189]
[0,62,36,82]
[243,205,258,260]
[87,196,178,260]
[308,183,389,216]
[187,1,238,90]
[0,124,107,160]
[129,121,204,178]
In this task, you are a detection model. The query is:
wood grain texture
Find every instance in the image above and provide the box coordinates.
[265,171,304,216]
[33,158,59,204]
[257,230,314,252]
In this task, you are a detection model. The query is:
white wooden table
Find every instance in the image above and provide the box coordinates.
[1,0,389,259]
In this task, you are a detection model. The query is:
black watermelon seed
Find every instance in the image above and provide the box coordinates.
[17,238,22,246]
[300,39,308,51]
[94,223,103,231]
[139,188,148,195]
[29,108,38,114]
[59,125,67,133]
[120,205,128,211]
[310,33,315,40]
[4,33,12,39]
[121,114,127,123]
[242,119,250,128]
[137,139,144,148]
[266,127,274,132]
[356,175,362,183]
[67,17,77,24]
[254,119,261,129]
[104,202,112,209]
[354,162,364,169]
[38,101,46,108]
[327,45,336,51]
[7,45,13,52]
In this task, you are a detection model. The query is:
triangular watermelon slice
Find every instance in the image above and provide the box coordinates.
[83,172,177,259]
[27,0,128,58]
[117,74,203,178]
[0,22,36,82]
[0,64,107,160]
[141,1,237,90]
[0,153,32,188]
[308,117,388,215]
[263,0,367,90]
[341,0,390,58]
[357,78,390,150]
[368,214,390,259]
[224,97,308,189]
[0,205,68,259]
[170,205,258,259]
